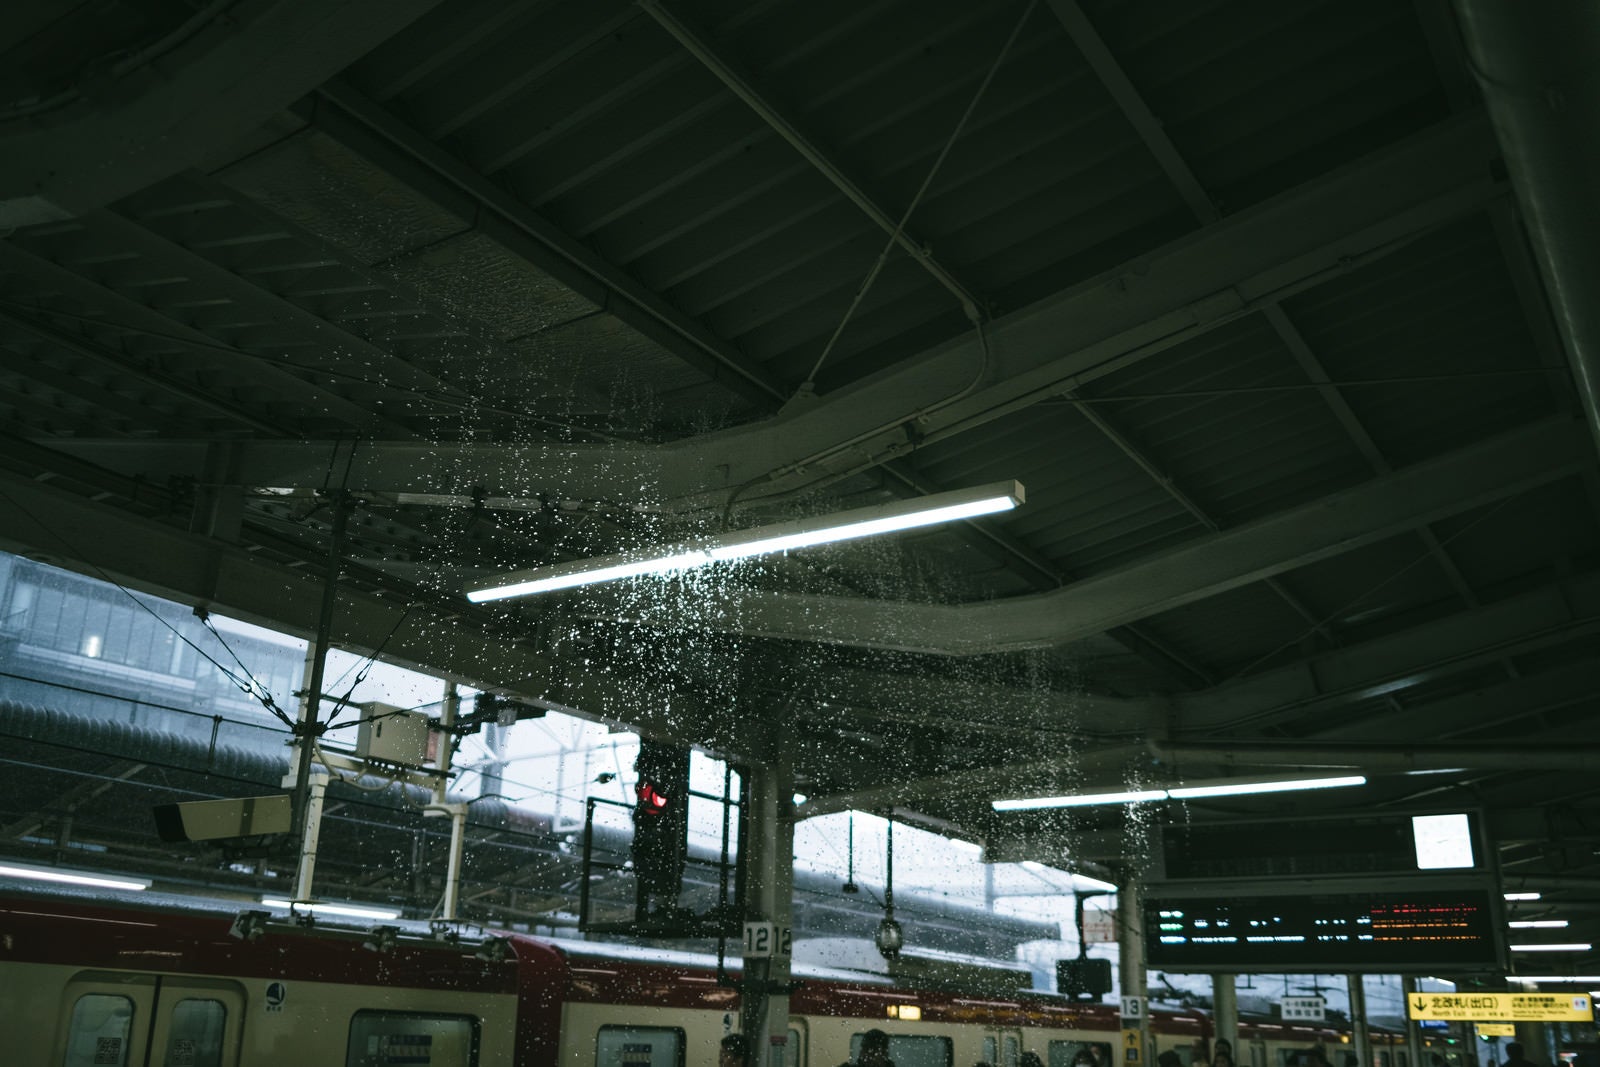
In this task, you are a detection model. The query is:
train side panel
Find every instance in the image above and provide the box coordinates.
[4,961,523,1066]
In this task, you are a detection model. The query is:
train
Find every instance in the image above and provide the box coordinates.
[1,885,1411,1067]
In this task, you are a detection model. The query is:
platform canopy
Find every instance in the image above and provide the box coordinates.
[0,0,1597,972]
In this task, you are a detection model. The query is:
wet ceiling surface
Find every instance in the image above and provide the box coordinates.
[0,0,1597,970]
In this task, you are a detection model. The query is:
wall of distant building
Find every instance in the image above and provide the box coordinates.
[0,551,304,746]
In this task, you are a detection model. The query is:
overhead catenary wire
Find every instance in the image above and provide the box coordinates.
[0,485,299,728]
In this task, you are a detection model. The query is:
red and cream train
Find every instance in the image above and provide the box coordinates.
[1,888,1407,1067]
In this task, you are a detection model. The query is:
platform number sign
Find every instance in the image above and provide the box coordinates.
[742,921,792,959]
[1121,995,1146,1021]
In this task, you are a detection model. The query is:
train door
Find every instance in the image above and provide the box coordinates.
[54,972,244,1067]
[984,1027,1024,1067]
[56,974,156,1067]
[145,978,245,1067]
[775,1018,807,1067]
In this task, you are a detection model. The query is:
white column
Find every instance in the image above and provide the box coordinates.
[290,772,327,900]
[1118,873,1151,1067]
[1214,973,1238,1055]
[742,753,795,1067]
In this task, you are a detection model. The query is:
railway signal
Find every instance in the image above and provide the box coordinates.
[631,740,691,924]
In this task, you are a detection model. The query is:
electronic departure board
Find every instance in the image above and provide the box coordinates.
[1143,886,1505,972]
[1156,812,1486,881]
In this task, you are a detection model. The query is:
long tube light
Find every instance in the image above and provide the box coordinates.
[1509,920,1570,929]
[993,789,1167,811]
[260,897,401,921]
[1510,943,1593,952]
[1505,892,1543,901]
[1169,775,1367,799]
[0,861,151,891]
[464,480,1024,603]
[991,775,1367,812]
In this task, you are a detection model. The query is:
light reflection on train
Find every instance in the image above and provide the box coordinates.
[3,890,1420,1067]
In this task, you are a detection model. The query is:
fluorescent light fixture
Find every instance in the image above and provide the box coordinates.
[1509,920,1570,929]
[0,861,150,892]
[1074,875,1120,893]
[1168,775,1366,799]
[260,898,401,921]
[993,789,1167,811]
[464,480,1024,603]
[1512,976,1600,983]
[993,775,1365,811]
[1505,892,1543,901]
[1510,943,1592,952]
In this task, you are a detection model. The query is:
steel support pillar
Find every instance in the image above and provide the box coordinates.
[1213,974,1239,1055]
[1119,874,1150,1067]
[741,754,796,1067]
[1403,978,1429,1067]
[289,772,327,901]
[1512,1023,1552,1066]
[1348,975,1371,1067]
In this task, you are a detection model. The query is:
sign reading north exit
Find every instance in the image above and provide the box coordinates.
[1407,992,1592,1022]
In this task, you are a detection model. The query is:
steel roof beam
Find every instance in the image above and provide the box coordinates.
[1148,740,1600,773]
[1050,0,1479,640]
[308,79,788,407]
[794,572,1600,781]
[0,240,389,435]
[637,0,985,323]
[0,0,444,228]
[1306,656,1600,744]
[1455,0,1600,462]
[0,468,742,759]
[578,416,1587,653]
[39,113,1502,504]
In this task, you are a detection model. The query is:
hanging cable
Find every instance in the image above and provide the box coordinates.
[0,485,298,728]
[800,0,1037,389]
[194,610,297,727]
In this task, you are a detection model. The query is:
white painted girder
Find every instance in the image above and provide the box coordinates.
[577,416,1590,653]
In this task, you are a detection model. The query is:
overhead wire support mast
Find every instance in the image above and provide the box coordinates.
[288,488,352,882]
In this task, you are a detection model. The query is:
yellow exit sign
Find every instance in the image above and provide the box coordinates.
[1477,1024,1516,1038]
[1407,993,1593,1022]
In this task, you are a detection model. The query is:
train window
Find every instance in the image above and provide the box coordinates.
[594,1025,685,1067]
[163,998,226,1067]
[1250,1045,1265,1067]
[62,993,134,1067]
[347,1010,479,1067]
[777,1025,803,1067]
[1005,1035,1020,1067]
[987,1038,1000,1063]
[850,1033,953,1067]
[1051,1041,1113,1067]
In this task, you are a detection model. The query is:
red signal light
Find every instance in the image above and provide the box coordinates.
[637,782,670,813]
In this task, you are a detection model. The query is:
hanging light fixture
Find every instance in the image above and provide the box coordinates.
[464,481,1024,603]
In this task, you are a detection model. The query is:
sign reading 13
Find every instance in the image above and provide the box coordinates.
[741,921,793,958]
